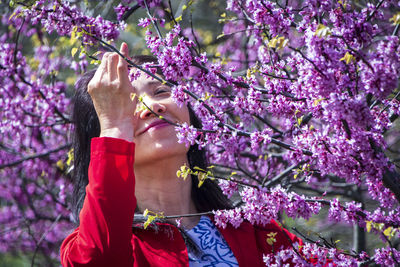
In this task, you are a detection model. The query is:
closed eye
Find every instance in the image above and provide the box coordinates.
[154,87,171,95]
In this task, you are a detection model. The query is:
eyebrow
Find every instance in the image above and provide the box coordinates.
[146,81,164,87]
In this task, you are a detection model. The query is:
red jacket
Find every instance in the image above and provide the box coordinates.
[60,137,303,267]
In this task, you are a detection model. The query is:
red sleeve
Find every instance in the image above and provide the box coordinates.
[60,137,136,267]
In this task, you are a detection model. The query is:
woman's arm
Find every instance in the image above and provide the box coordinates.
[60,137,136,267]
[61,43,138,266]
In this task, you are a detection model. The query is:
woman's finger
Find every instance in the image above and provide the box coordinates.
[88,52,109,93]
[118,42,130,84]
[107,53,119,82]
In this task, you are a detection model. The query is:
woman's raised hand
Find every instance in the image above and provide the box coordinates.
[88,43,137,142]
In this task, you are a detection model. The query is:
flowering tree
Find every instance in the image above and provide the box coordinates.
[1,0,400,265]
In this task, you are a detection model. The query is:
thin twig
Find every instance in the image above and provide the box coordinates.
[263,162,304,187]
[31,214,62,267]
[144,0,163,39]
[0,144,70,169]
[121,4,140,21]
[288,46,327,78]
[366,0,386,22]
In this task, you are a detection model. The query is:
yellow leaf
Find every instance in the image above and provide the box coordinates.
[340,52,355,64]
[194,166,206,172]
[267,238,276,246]
[66,76,75,86]
[220,13,226,18]
[313,98,324,106]
[198,179,205,187]
[178,165,191,180]
[175,15,182,23]
[143,209,149,216]
[71,47,78,58]
[246,69,252,79]
[92,51,102,57]
[390,12,400,25]
[182,4,187,11]
[144,215,155,229]
[135,103,147,115]
[66,148,74,166]
[8,11,17,21]
[216,33,225,40]
[374,222,384,231]
[130,93,136,101]
[266,232,277,245]
[198,172,207,187]
[56,160,65,171]
[278,37,288,50]
[297,116,303,126]
[384,227,393,237]
[315,24,331,38]
[90,59,101,65]
[268,38,278,49]
[70,26,78,45]
[366,221,372,232]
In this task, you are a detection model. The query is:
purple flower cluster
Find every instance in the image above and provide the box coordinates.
[175,122,198,147]
[218,180,239,198]
[374,247,400,266]
[25,1,123,45]
[145,24,194,81]
[213,186,321,229]
[114,4,130,21]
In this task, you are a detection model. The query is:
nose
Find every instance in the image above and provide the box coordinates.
[139,100,166,119]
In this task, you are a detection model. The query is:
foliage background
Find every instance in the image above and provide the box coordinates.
[0,0,400,266]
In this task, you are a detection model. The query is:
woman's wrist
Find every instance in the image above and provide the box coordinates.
[100,126,134,142]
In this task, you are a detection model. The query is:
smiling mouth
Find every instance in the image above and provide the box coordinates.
[140,120,171,134]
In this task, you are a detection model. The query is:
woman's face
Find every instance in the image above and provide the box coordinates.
[132,71,190,165]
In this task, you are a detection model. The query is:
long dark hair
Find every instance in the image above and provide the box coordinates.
[71,55,232,224]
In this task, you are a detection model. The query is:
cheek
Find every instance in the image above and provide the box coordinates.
[181,106,191,125]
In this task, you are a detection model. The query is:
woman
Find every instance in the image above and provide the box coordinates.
[60,43,302,266]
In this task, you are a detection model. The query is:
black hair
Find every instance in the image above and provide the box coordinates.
[71,55,232,224]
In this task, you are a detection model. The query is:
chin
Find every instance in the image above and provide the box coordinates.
[134,141,189,165]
